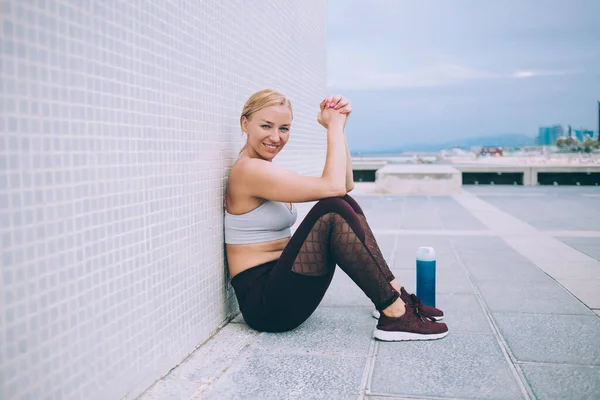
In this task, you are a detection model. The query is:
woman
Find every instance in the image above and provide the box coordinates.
[224,89,448,341]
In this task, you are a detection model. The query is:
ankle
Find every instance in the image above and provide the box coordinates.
[382,299,406,318]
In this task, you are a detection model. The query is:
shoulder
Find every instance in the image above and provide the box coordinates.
[229,157,267,192]
[231,157,283,181]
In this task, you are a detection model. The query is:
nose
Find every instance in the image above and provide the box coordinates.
[269,130,280,143]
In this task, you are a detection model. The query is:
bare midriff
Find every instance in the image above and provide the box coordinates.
[226,237,289,278]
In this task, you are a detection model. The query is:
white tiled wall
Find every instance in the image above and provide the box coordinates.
[0,1,327,399]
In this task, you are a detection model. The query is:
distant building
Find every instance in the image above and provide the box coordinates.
[572,128,595,142]
[479,146,503,156]
[537,127,552,145]
[537,124,564,145]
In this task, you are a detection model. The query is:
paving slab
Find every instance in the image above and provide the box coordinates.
[394,238,463,271]
[557,237,600,262]
[140,323,259,400]
[435,294,492,334]
[392,267,475,295]
[558,279,600,309]
[435,196,488,230]
[371,333,523,399]
[521,364,600,400]
[167,324,258,382]
[321,269,373,307]
[451,235,514,250]
[529,259,600,280]
[139,379,201,400]
[457,251,552,282]
[373,233,396,262]
[249,306,374,357]
[494,313,600,365]
[475,189,600,231]
[204,352,365,400]
[477,279,594,315]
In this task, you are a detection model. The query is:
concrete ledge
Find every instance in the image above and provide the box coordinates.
[375,164,462,195]
[453,164,600,185]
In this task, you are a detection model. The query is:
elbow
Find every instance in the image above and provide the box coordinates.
[332,184,347,197]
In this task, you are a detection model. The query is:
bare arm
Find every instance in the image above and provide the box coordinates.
[326,95,354,192]
[344,135,354,192]
[234,109,348,203]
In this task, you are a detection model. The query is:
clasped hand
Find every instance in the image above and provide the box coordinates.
[317,94,352,129]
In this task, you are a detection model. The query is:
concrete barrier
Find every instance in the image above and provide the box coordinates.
[375,164,462,194]
[452,164,600,185]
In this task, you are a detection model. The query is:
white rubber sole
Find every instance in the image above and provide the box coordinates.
[372,309,444,321]
[373,328,449,341]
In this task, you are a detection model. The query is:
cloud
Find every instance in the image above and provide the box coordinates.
[328,63,584,90]
[328,63,498,90]
[511,69,584,78]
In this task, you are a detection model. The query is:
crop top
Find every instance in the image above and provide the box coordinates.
[224,200,298,244]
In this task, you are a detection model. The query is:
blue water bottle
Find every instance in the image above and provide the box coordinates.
[416,246,436,307]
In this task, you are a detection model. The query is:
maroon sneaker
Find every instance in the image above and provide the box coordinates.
[401,288,444,321]
[372,288,444,321]
[373,302,449,341]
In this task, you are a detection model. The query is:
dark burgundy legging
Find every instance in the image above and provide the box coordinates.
[230,194,399,332]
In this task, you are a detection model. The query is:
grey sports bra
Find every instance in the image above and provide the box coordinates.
[224,200,298,244]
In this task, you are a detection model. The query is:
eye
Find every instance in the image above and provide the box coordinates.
[280,127,289,132]
[261,124,271,129]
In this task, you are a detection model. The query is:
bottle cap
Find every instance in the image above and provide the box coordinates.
[416,246,436,261]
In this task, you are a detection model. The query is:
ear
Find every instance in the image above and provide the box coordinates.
[241,115,249,133]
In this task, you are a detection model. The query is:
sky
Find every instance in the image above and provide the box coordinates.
[326,0,600,152]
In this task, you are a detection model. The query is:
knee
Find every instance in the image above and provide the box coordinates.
[315,196,354,213]
[340,194,364,215]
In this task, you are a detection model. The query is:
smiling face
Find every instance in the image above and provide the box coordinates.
[241,105,292,161]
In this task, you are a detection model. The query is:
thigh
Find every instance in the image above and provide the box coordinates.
[259,198,364,330]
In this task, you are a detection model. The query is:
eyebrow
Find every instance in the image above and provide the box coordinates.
[260,119,290,126]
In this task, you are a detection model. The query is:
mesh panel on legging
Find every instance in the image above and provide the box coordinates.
[357,213,395,282]
[290,214,335,277]
[291,212,399,310]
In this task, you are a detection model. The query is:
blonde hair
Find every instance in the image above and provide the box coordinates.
[239,89,293,154]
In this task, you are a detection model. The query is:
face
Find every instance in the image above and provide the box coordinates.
[242,105,292,161]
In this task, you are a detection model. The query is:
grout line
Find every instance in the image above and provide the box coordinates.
[365,392,467,400]
[516,361,600,368]
[358,336,379,400]
[544,230,600,237]
[449,240,535,400]
[372,229,497,236]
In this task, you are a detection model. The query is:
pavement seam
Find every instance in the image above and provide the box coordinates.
[358,336,379,399]
[365,391,467,399]
[359,233,399,399]
[449,239,535,400]
[516,361,600,368]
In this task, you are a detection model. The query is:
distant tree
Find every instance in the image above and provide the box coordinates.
[556,137,577,148]
[583,139,600,151]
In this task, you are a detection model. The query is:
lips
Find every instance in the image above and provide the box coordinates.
[262,142,280,152]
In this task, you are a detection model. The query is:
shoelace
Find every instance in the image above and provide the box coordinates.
[409,294,427,324]
[409,294,437,324]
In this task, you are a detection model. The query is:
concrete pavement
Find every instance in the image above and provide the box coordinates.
[139,186,600,400]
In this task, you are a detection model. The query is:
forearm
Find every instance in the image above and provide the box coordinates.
[322,121,347,192]
[344,135,354,191]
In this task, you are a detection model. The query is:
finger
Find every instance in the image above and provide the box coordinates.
[320,98,328,110]
[330,94,343,107]
[326,94,342,109]
[336,99,350,110]
[324,95,336,108]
